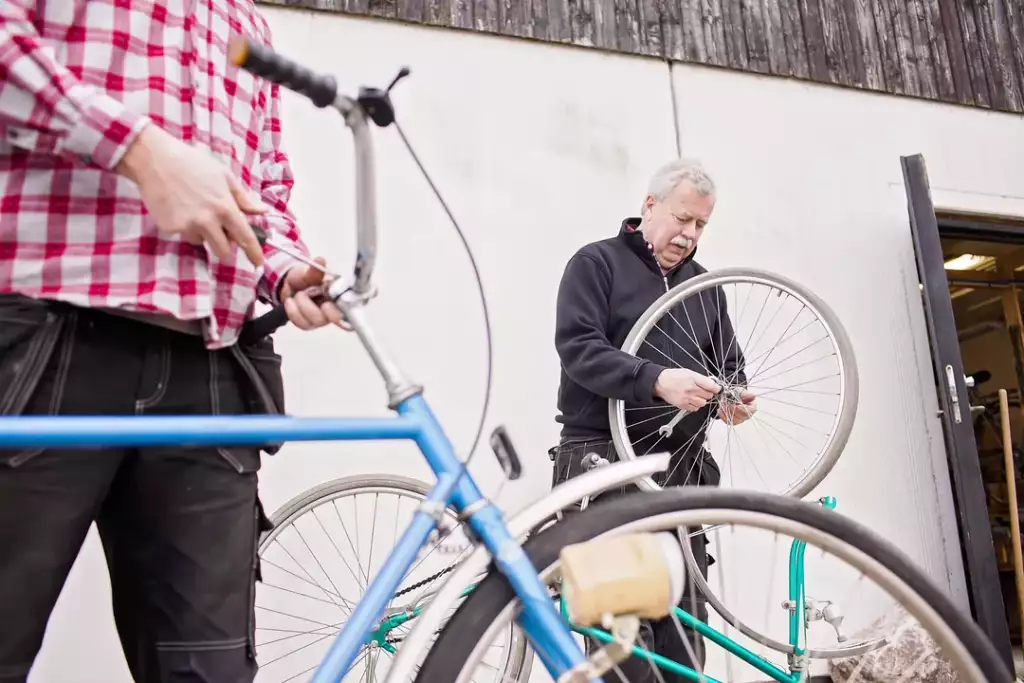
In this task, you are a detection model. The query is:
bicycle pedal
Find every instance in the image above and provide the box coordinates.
[559,532,684,626]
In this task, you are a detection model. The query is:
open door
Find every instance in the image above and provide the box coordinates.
[902,153,1014,666]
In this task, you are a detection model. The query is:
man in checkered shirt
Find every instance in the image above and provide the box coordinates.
[0,2,343,681]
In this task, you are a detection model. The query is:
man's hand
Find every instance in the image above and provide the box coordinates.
[280,261,346,331]
[117,124,266,267]
[653,368,721,411]
[718,390,757,426]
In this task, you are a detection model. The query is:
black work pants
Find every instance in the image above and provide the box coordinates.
[551,437,719,682]
[0,294,282,683]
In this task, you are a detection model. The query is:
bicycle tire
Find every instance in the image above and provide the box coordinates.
[260,474,442,547]
[609,267,860,499]
[414,489,1009,683]
[256,474,532,683]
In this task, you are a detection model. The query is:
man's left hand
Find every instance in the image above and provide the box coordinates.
[717,390,757,426]
[280,260,346,331]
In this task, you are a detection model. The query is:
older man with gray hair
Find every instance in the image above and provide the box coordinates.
[550,157,755,680]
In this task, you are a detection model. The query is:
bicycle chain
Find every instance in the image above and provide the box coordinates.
[393,564,457,599]
[380,565,461,645]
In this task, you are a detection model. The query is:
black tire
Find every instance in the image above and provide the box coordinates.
[415,488,1012,683]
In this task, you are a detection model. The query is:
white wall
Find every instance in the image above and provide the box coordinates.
[28,6,1024,682]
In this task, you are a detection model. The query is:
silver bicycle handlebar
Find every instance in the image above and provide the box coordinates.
[348,104,378,298]
[230,37,421,407]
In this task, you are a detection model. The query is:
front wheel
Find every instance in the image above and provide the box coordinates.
[609,267,859,499]
[414,489,1009,683]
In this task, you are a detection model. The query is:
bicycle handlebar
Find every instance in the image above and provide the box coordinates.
[229,36,407,343]
[228,37,338,108]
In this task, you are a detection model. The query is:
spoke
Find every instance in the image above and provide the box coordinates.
[754,408,832,437]
[259,580,351,610]
[259,556,350,607]
[748,340,833,385]
[335,498,369,587]
[747,409,804,469]
[756,393,838,417]
[627,406,682,429]
[365,493,380,586]
[723,424,770,491]
[271,537,353,612]
[257,623,341,648]
[311,505,368,593]
[292,524,348,609]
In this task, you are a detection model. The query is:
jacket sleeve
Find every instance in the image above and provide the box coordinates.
[713,286,748,386]
[555,252,665,402]
[0,1,150,169]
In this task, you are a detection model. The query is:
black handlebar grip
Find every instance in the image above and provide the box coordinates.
[228,36,337,109]
[239,305,290,345]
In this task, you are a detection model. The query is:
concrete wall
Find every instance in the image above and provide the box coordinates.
[27,5,1024,682]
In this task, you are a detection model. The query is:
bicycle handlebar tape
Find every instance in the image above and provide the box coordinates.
[228,36,337,109]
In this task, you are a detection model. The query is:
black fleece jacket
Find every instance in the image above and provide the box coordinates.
[554,218,746,469]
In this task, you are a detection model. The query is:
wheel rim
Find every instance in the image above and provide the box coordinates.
[610,268,858,500]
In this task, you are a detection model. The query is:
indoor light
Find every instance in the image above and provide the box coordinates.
[943,254,992,271]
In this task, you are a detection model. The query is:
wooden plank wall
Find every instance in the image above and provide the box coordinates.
[262,0,1024,113]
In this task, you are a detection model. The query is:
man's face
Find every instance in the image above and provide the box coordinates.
[641,180,715,270]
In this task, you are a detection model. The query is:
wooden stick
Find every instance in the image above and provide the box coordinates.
[999,388,1024,637]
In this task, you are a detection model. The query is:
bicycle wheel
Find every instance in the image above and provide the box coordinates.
[609,267,859,499]
[253,474,530,682]
[414,489,1009,683]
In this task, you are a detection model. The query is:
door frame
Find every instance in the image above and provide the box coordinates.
[902,154,1014,666]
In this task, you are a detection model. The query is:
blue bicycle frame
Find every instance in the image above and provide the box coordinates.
[0,42,598,683]
[0,397,591,682]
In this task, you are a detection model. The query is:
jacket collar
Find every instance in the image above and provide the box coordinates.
[617,217,697,276]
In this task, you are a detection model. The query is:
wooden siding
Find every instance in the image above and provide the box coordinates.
[261,0,1024,113]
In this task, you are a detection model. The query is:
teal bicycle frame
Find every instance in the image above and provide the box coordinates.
[559,496,840,683]
[364,497,839,681]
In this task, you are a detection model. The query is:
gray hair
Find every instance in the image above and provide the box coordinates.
[644,158,715,211]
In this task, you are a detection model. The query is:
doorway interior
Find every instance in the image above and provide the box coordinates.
[940,215,1024,668]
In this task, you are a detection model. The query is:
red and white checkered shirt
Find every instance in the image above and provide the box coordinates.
[0,0,310,349]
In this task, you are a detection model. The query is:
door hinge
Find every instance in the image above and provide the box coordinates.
[945,364,962,424]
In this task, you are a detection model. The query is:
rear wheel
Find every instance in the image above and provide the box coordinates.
[253,474,530,682]
[414,489,1009,683]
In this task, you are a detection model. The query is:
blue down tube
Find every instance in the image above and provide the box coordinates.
[309,471,464,683]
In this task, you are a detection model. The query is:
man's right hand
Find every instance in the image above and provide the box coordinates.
[653,368,721,411]
[116,124,266,267]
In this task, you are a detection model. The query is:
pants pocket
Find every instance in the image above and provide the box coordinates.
[247,498,273,662]
[155,642,256,683]
[209,351,263,474]
[230,337,285,456]
[0,295,71,467]
[551,439,616,487]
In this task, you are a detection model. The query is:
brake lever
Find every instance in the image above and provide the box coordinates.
[250,224,342,280]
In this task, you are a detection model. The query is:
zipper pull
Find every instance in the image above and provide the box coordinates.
[662,276,669,293]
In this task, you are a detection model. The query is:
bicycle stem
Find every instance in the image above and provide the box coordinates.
[319,91,423,409]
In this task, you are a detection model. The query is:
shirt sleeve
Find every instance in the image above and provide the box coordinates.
[253,81,312,306]
[0,1,150,169]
